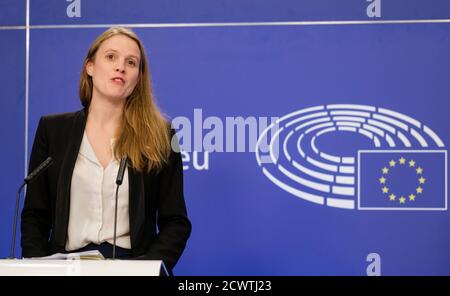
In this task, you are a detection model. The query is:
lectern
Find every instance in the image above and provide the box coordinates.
[0,259,168,276]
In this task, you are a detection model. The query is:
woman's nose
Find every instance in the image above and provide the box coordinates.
[115,59,126,73]
[115,66,125,73]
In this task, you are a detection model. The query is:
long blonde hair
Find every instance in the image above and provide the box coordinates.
[79,27,171,172]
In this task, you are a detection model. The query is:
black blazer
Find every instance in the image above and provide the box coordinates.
[21,109,191,272]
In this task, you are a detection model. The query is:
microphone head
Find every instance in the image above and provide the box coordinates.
[116,157,128,185]
[24,157,53,184]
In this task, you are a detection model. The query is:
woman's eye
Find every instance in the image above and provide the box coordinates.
[106,54,114,60]
[128,60,137,66]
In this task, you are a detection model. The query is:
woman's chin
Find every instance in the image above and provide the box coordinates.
[104,93,129,103]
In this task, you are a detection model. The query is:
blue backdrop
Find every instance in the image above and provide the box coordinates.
[1,0,450,275]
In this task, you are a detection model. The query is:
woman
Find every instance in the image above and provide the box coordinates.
[21,27,191,273]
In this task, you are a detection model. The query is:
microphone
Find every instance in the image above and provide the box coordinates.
[116,157,127,186]
[24,157,54,185]
[9,157,53,259]
[113,157,127,259]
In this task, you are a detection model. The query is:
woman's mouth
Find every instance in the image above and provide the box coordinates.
[111,77,125,85]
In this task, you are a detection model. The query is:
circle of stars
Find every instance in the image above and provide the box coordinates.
[379,156,425,205]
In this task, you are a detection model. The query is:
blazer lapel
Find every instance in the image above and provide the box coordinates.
[53,109,87,247]
[128,165,145,250]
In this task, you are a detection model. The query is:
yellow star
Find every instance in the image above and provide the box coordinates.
[416,167,423,174]
[409,194,416,201]
[416,186,423,194]
[379,176,386,184]
[382,167,389,174]
[382,186,389,194]
[389,160,396,167]
[419,177,426,184]
[409,160,416,167]
[399,157,406,165]
[399,196,406,204]
[389,194,396,201]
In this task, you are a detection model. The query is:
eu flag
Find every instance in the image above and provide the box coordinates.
[358,150,447,210]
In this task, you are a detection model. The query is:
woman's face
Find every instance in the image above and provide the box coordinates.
[86,34,141,103]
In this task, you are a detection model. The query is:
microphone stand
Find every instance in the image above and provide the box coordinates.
[112,185,120,259]
[9,183,26,259]
[8,156,53,259]
[112,157,127,260]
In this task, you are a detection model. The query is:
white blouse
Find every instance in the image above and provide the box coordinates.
[65,131,131,251]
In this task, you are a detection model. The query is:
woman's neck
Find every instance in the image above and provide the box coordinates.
[87,96,124,134]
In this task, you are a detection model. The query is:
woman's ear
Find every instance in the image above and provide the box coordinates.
[86,61,94,76]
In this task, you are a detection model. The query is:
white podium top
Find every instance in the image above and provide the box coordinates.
[0,259,167,276]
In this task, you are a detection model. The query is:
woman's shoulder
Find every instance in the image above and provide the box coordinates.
[36,109,87,137]
[40,109,86,124]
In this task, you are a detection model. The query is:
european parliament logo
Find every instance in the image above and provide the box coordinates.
[255,104,448,211]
